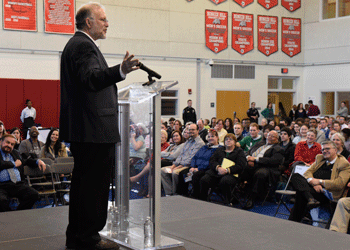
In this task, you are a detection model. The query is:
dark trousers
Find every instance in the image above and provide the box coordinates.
[23,117,34,139]
[288,173,329,222]
[191,170,207,199]
[200,172,237,202]
[0,181,39,212]
[66,142,115,250]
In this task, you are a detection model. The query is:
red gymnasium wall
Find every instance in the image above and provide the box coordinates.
[0,78,60,131]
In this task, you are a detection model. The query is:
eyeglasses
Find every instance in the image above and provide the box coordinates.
[321,147,335,152]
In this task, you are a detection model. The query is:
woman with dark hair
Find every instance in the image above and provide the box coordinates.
[278,102,287,119]
[20,99,36,139]
[342,128,350,152]
[289,105,298,121]
[224,118,234,133]
[295,103,307,118]
[261,103,274,121]
[0,121,6,138]
[40,128,68,160]
[199,134,246,202]
[210,117,217,128]
[10,127,21,150]
[174,120,183,132]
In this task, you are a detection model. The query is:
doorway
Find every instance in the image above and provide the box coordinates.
[216,90,250,121]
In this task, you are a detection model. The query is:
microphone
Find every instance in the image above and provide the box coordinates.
[137,62,161,79]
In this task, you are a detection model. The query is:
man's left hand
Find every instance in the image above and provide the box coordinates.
[37,160,46,172]
[121,51,139,75]
[313,185,323,193]
[309,178,320,186]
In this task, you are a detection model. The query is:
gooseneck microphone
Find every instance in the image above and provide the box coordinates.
[137,62,162,79]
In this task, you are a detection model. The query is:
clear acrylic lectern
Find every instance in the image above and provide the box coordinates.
[100,81,183,250]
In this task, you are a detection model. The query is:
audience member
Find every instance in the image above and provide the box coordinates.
[260,118,268,127]
[247,102,260,123]
[224,118,234,134]
[174,120,183,132]
[292,123,300,138]
[333,121,342,133]
[247,125,274,155]
[242,118,251,137]
[210,117,217,128]
[337,101,348,117]
[129,123,147,161]
[296,103,307,119]
[331,132,350,159]
[233,117,240,124]
[292,124,309,144]
[238,123,262,153]
[244,130,284,208]
[215,119,228,145]
[307,100,320,117]
[19,126,44,159]
[289,141,350,222]
[0,134,46,212]
[309,118,326,143]
[329,183,350,233]
[278,102,287,120]
[289,105,297,121]
[319,118,330,139]
[269,120,276,127]
[161,130,170,151]
[178,129,221,197]
[10,127,21,150]
[293,128,321,167]
[199,134,246,202]
[197,119,208,143]
[261,103,274,121]
[203,119,211,130]
[0,121,6,138]
[161,130,185,167]
[20,99,37,139]
[342,128,350,152]
[339,116,349,129]
[182,126,190,141]
[161,124,204,196]
[233,123,245,142]
[183,99,197,125]
[40,128,68,161]
[279,127,296,174]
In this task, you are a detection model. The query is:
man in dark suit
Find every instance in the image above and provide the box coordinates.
[244,130,284,209]
[0,134,46,212]
[60,3,139,250]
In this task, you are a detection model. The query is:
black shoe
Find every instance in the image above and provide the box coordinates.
[307,198,320,210]
[94,238,120,250]
[243,198,254,210]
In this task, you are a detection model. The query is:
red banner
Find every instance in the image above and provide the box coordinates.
[258,15,278,56]
[3,0,37,31]
[232,13,254,55]
[282,17,301,57]
[205,10,228,53]
[44,0,75,34]
[258,0,278,10]
[233,0,254,7]
[209,0,227,4]
[281,0,301,12]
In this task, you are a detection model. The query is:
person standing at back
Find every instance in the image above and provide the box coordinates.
[60,2,139,250]
[183,99,197,125]
[20,99,36,139]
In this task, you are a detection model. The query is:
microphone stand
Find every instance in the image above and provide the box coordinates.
[142,75,156,86]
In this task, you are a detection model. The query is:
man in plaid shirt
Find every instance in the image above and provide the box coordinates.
[307,100,320,116]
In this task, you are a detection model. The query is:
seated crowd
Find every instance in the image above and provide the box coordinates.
[0,122,71,212]
[137,111,350,232]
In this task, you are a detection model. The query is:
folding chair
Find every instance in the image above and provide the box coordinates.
[24,164,59,207]
[274,164,309,217]
[51,162,74,205]
[55,157,74,164]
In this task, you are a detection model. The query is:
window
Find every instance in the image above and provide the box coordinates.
[161,90,178,116]
[321,91,350,115]
[322,0,350,19]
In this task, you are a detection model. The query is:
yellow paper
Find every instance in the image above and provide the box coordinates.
[221,158,238,177]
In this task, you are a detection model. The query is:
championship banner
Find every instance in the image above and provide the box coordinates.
[232,13,253,55]
[233,0,254,8]
[258,0,278,10]
[258,15,278,56]
[44,0,75,34]
[209,0,227,4]
[3,0,37,31]
[281,0,301,12]
[282,17,301,57]
[205,10,228,53]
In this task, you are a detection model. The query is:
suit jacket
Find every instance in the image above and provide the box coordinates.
[304,154,350,200]
[254,143,285,169]
[0,149,38,181]
[60,32,124,143]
